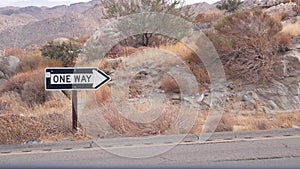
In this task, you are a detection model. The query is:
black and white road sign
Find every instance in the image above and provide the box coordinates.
[45,68,111,90]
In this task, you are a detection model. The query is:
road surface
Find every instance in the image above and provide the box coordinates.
[0,129,299,168]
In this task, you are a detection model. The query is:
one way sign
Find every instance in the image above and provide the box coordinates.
[45,68,111,90]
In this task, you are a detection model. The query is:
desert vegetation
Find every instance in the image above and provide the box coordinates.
[0,0,299,144]
[0,36,89,144]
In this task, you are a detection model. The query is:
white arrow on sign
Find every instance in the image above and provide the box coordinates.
[92,69,107,88]
[45,68,111,90]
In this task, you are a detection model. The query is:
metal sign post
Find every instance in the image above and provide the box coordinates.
[45,67,111,131]
[72,90,78,130]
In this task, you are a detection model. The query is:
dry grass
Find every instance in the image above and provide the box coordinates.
[0,69,47,107]
[159,43,210,90]
[0,90,87,144]
[215,114,234,132]
[159,42,193,61]
[4,48,25,58]
[276,111,300,128]
[0,112,87,144]
[228,110,300,132]
[195,12,224,24]
[281,20,300,37]
[0,67,87,144]
[20,55,62,72]
[95,102,180,137]
[95,84,112,104]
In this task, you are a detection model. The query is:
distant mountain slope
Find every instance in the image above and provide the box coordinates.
[0,13,37,32]
[0,0,100,21]
[0,1,218,49]
[0,13,101,49]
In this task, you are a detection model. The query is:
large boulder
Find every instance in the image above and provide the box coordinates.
[0,55,21,77]
[239,40,300,112]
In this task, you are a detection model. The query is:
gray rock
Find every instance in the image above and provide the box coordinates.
[0,55,21,77]
[0,71,5,79]
[242,91,259,110]
[0,79,7,88]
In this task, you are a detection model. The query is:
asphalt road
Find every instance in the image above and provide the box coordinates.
[0,129,300,168]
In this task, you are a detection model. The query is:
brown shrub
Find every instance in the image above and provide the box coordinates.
[20,55,62,72]
[253,119,272,130]
[214,10,282,39]
[210,9,283,83]
[159,43,210,91]
[205,30,233,53]
[276,111,300,128]
[95,84,112,104]
[96,102,179,137]
[160,74,180,93]
[273,32,292,52]
[215,114,234,132]
[0,113,74,144]
[0,69,47,107]
[5,48,25,58]
[195,12,224,24]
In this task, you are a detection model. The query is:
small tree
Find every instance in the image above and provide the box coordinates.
[41,41,80,67]
[100,0,193,47]
[217,0,243,12]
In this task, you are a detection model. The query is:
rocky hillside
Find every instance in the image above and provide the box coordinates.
[0,1,219,49]
[0,2,107,49]
[0,13,38,32]
[0,13,100,49]
[0,0,100,21]
[183,2,221,17]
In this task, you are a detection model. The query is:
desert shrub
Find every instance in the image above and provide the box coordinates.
[273,32,292,52]
[205,31,233,53]
[20,55,62,72]
[215,114,234,132]
[101,0,193,47]
[95,84,112,104]
[217,0,243,12]
[4,48,25,58]
[159,42,210,88]
[41,41,80,67]
[0,113,73,144]
[253,119,272,130]
[214,10,282,39]
[0,69,47,107]
[276,112,300,128]
[210,9,284,83]
[195,12,224,24]
[160,74,180,93]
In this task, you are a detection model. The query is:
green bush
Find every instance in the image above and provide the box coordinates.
[41,41,80,67]
[217,0,243,12]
